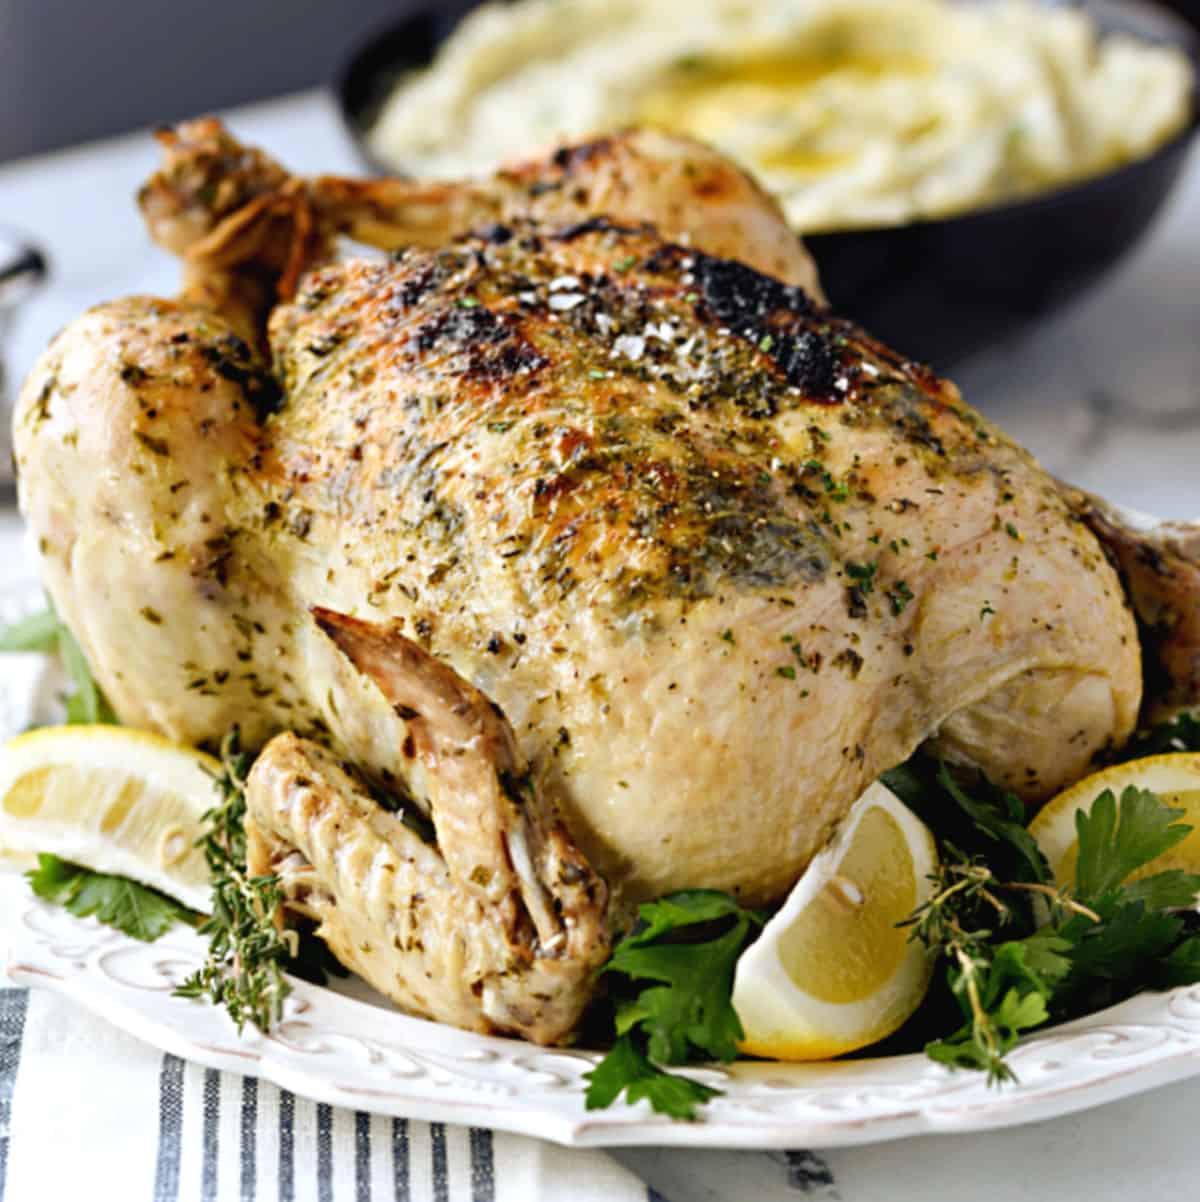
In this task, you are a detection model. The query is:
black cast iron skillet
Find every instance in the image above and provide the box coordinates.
[335,0,1199,369]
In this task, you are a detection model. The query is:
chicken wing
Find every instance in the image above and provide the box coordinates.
[245,608,607,1041]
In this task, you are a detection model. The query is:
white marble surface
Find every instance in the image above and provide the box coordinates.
[0,88,1198,1200]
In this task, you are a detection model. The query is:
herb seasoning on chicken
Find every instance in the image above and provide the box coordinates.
[16,120,1188,1044]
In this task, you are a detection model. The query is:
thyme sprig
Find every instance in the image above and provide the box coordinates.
[174,729,296,1031]
[902,851,1078,1082]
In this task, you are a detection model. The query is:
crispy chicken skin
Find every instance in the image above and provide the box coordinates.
[12,120,1173,1037]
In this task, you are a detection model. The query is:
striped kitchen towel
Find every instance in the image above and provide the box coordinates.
[0,986,666,1201]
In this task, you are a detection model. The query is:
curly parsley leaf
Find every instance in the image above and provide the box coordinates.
[936,764,1049,885]
[619,890,750,946]
[584,889,762,1119]
[1118,870,1200,911]
[927,984,1049,1079]
[883,759,1049,888]
[1053,896,1185,1004]
[608,921,751,1064]
[992,930,1073,998]
[1157,936,1200,988]
[27,853,196,942]
[1014,927,1075,986]
[584,1033,720,1120]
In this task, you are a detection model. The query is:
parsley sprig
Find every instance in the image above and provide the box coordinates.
[27,853,196,941]
[0,602,117,724]
[895,761,1200,1083]
[584,890,763,1119]
[174,729,296,1031]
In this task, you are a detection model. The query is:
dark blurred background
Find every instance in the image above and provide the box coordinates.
[0,0,1196,164]
[0,0,461,163]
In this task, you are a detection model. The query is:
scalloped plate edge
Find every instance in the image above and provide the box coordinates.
[9,887,1200,1149]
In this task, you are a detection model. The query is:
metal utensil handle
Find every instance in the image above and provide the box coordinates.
[0,237,46,307]
[0,231,48,495]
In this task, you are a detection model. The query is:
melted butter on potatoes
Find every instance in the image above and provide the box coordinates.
[369,0,1194,232]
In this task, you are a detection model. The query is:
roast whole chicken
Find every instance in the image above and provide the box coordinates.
[13,121,1200,1045]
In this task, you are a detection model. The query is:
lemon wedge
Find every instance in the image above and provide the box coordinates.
[731,781,938,1060]
[0,726,218,912]
[1029,752,1200,886]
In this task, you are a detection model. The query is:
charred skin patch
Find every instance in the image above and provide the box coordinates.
[692,254,838,399]
[694,253,816,325]
[771,331,838,399]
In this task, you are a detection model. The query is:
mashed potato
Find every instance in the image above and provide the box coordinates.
[368,0,1194,232]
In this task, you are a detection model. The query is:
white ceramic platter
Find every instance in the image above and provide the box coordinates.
[9,894,1200,1149]
[5,581,1200,1149]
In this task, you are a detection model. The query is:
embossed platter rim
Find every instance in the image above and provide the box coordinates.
[10,887,1200,1149]
[7,578,1200,1147]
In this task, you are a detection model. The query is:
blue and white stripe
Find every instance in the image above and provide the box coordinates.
[0,989,28,1202]
[138,1040,533,1200]
[0,985,846,1201]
